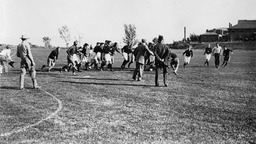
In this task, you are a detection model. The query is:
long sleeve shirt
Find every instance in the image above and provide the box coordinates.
[66,45,78,56]
[17,41,34,63]
[122,45,132,54]
[93,46,102,53]
[223,49,233,57]
[154,43,170,66]
[204,47,212,55]
[103,45,111,54]
[183,49,193,57]
[48,49,59,60]
[0,49,12,61]
[133,43,153,64]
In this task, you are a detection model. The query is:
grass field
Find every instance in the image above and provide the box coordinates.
[0,48,256,144]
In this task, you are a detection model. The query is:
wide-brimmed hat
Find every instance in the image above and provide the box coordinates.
[20,35,29,39]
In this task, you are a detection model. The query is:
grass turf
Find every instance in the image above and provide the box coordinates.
[0,48,256,143]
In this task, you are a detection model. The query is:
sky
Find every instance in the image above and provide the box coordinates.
[1,0,256,47]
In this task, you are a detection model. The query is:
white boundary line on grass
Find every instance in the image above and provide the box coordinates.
[0,53,63,137]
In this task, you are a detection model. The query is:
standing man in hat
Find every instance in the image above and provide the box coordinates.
[16,35,40,89]
[132,39,154,81]
[212,42,222,68]
[154,35,170,87]
[0,45,14,74]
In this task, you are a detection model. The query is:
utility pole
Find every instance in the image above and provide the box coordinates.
[184,27,186,41]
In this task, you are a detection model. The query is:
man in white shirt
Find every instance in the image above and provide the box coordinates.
[212,42,222,68]
[0,45,14,74]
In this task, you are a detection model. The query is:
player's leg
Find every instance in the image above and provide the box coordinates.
[19,67,26,89]
[163,66,168,87]
[155,65,160,86]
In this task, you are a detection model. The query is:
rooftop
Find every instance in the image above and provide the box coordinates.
[201,32,218,36]
[230,20,256,29]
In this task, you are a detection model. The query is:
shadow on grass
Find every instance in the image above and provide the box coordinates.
[60,80,157,87]
[0,86,19,90]
[0,86,34,90]
[72,77,131,81]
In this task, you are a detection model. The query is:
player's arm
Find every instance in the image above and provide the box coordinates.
[56,52,59,61]
[182,50,187,56]
[16,46,20,58]
[116,47,121,54]
[174,58,179,73]
[154,48,163,62]
[145,45,154,56]
[6,50,13,61]
[26,44,35,66]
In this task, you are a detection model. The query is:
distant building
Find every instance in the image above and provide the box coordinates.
[201,28,228,42]
[207,28,228,35]
[200,32,219,42]
[228,20,256,41]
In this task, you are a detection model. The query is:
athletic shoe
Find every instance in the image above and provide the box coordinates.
[33,86,41,89]
[41,65,46,70]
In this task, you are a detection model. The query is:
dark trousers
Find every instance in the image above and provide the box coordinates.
[222,56,230,67]
[155,65,168,86]
[214,53,220,68]
[132,62,144,80]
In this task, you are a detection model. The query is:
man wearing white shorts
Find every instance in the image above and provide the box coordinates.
[203,44,212,67]
[182,45,193,68]
[100,40,113,71]
[121,44,133,70]
[93,42,103,70]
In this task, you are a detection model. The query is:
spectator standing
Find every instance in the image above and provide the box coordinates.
[132,39,154,81]
[154,35,170,87]
[16,35,40,89]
